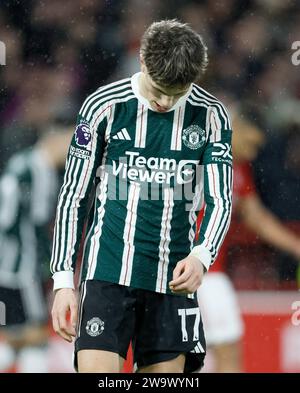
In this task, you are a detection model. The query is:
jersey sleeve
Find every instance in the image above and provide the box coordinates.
[0,172,20,232]
[191,105,233,271]
[50,96,109,290]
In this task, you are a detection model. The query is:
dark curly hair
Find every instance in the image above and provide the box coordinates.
[140,19,208,87]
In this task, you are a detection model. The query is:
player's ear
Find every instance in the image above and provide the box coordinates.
[140,53,146,73]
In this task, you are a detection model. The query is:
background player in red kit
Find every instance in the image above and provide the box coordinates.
[197,113,300,373]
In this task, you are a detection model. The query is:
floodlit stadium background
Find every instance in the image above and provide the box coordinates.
[0,0,300,373]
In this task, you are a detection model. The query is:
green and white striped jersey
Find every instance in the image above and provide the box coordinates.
[0,148,58,289]
[51,73,233,294]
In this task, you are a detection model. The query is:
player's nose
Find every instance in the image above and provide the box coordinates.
[157,95,175,109]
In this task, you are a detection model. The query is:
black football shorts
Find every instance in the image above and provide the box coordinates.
[75,280,206,373]
[0,281,47,328]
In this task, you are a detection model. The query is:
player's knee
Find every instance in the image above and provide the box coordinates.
[77,349,121,373]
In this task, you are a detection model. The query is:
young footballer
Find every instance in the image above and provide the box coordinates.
[50,20,233,373]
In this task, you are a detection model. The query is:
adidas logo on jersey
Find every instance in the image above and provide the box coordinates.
[112,128,131,140]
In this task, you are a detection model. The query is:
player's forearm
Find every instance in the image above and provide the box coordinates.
[50,206,87,290]
[245,206,300,258]
[194,164,233,269]
[193,104,232,269]
[196,202,232,268]
[50,186,88,285]
[50,94,107,290]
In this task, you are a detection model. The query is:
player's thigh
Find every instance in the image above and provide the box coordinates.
[137,354,185,373]
[77,349,124,373]
[197,272,244,346]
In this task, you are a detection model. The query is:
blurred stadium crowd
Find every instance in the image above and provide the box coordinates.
[0,0,300,372]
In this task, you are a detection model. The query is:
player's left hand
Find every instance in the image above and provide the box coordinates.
[169,255,205,294]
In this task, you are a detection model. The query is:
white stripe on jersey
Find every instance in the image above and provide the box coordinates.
[0,174,19,230]
[203,163,229,258]
[21,280,45,322]
[211,164,230,243]
[76,97,134,276]
[191,85,231,129]
[52,157,77,270]
[156,187,174,293]
[79,192,98,282]
[96,77,131,93]
[0,237,18,279]
[30,150,57,225]
[51,93,131,273]
[210,164,232,260]
[134,102,148,148]
[186,96,231,260]
[86,103,116,279]
[63,160,83,271]
[86,172,109,279]
[188,178,203,251]
[209,107,222,142]
[187,96,209,110]
[119,182,141,286]
[187,97,210,142]
[104,103,115,147]
[52,110,100,273]
[18,218,37,279]
[83,86,132,122]
[202,163,221,253]
[189,91,230,138]
[170,104,185,151]
[80,80,131,118]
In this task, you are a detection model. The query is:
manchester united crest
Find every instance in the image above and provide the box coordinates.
[86,317,105,337]
[182,125,206,150]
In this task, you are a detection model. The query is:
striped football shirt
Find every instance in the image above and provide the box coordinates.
[0,148,58,288]
[50,72,233,294]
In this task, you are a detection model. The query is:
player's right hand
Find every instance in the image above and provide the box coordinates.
[51,288,78,343]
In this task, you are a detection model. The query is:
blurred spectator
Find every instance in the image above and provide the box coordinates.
[255,124,300,220]
[197,113,300,373]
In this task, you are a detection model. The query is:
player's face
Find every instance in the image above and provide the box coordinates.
[141,65,190,112]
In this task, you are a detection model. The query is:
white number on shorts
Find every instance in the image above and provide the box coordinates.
[178,308,200,342]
